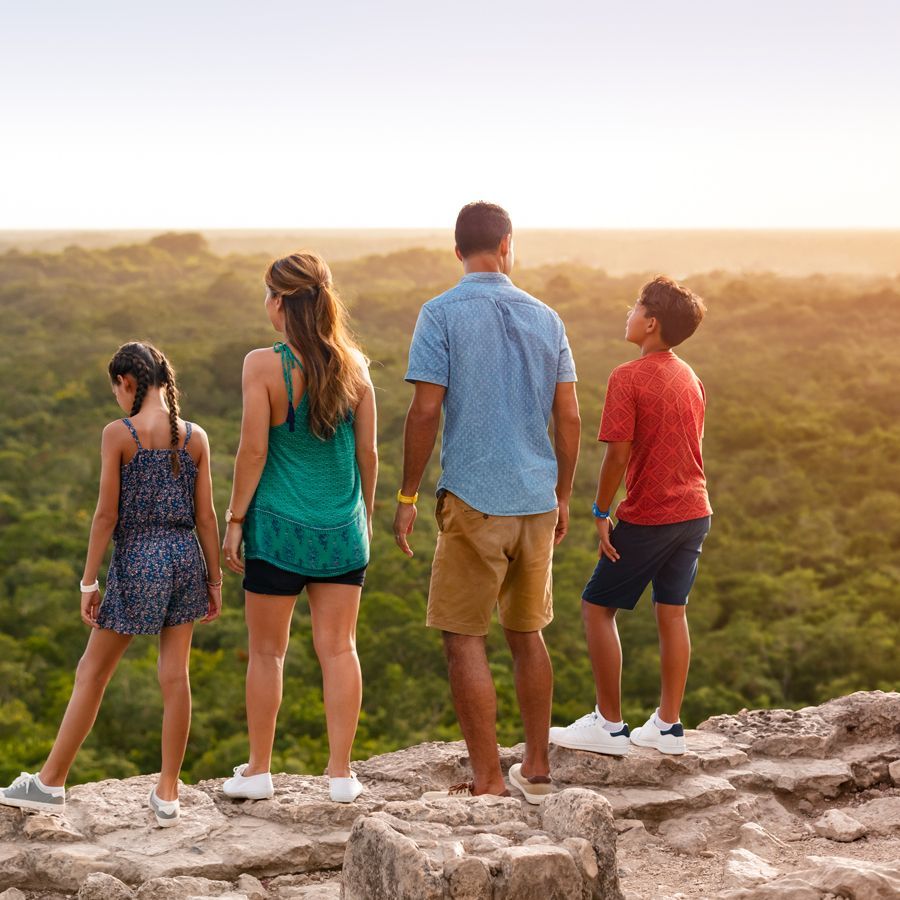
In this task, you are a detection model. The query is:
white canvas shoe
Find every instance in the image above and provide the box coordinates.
[0,773,66,813]
[329,773,363,803]
[629,711,686,755]
[222,764,274,799]
[549,708,631,756]
[148,788,180,827]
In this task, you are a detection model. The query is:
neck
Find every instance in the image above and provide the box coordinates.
[639,339,671,357]
[138,387,169,412]
[462,253,506,275]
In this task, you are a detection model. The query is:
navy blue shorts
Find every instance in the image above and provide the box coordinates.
[243,558,367,596]
[582,516,711,610]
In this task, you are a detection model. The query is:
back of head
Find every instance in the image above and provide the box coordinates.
[265,252,365,440]
[639,276,707,347]
[455,201,512,258]
[108,341,182,475]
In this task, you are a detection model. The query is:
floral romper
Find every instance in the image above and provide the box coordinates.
[97,418,208,635]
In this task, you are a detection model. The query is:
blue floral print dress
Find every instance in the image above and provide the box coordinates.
[97,419,208,635]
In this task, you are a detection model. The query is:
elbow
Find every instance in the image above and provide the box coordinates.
[94,511,118,530]
[195,509,218,529]
[409,406,441,431]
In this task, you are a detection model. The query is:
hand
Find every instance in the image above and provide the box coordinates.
[222,523,244,574]
[554,499,569,545]
[596,517,620,562]
[393,502,417,557]
[80,589,101,628]
[201,583,222,624]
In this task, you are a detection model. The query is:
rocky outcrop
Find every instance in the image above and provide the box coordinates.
[0,691,897,899]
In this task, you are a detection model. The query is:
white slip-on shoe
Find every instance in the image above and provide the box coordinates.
[629,711,686,755]
[329,773,364,803]
[222,764,275,799]
[508,764,554,805]
[0,773,66,813]
[148,788,180,827]
[549,708,631,756]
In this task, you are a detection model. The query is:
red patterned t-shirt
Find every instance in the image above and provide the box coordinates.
[599,351,712,525]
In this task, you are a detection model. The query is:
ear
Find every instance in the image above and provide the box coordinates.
[454,246,463,262]
[499,233,512,256]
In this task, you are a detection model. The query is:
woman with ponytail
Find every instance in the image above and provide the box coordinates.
[0,342,222,827]
[222,252,377,804]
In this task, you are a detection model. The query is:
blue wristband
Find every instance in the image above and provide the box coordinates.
[592,503,611,519]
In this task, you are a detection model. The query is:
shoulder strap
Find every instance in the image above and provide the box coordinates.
[121,418,142,449]
[183,421,193,449]
[274,342,303,432]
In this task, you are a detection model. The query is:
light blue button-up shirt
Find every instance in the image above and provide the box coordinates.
[405,272,577,516]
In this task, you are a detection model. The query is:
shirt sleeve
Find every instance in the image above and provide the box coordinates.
[405,304,449,386]
[598,367,636,442]
[556,320,577,383]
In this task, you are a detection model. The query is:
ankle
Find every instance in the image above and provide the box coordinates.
[472,778,508,796]
[327,765,353,779]
[37,770,65,790]
[155,780,179,802]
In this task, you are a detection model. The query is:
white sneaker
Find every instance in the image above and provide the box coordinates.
[549,708,631,756]
[148,788,180,827]
[329,773,363,803]
[222,764,274,799]
[0,773,66,812]
[630,711,686,755]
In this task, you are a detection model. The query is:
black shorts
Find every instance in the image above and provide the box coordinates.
[243,557,367,596]
[582,516,711,610]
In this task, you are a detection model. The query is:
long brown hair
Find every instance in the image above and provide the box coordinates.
[108,341,182,475]
[265,252,366,440]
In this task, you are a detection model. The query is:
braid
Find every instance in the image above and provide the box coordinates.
[164,371,181,477]
[125,348,153,416]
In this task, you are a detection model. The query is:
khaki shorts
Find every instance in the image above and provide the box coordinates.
[427,491,557,636]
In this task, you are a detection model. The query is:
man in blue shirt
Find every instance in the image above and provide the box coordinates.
[394,201,581,802]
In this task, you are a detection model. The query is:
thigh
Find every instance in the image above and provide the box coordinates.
[498,509,557,633]
[307,583,362,655]
[427,493,509,636]
[81,626,134,676]
[245,592,298,657]
[581,521,664,610]
[652,517,711,606]
[158,621,195,673]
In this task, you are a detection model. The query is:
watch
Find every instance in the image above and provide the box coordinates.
[225,508,245,525]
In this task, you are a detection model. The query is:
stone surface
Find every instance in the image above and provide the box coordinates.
[888,758,900,785]
[77,872,136,900]
[234,874,267,900]
[494,845,581,900]
[811,808,867,841]
[0,889,27,900]
[443,856,492,899]
[729,757,853,800]
[723,849,780,889]
[657,818,708,855]
[134,876,234,900]
[736,823,788,861]
[847,795,900,835]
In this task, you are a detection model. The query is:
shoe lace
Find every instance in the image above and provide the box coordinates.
[569,711,599,730]
[233,764,249,776]
[447,781,474,796]
[10,772,34,792]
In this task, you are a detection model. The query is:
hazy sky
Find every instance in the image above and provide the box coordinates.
[2,1,898,228]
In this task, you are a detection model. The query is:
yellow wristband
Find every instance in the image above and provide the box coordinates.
[397,490,419,504]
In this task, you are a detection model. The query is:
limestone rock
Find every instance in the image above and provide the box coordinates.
[540,788,624,900]
[888,758,900,785]
[729,758,852,800]
[234,874,267,900]
[443,856,492,899]
[736,823,788,861]
[23,813,85,842]
[341,815,444,900]
[135,876,234,900]
[464,832,511,853]
[811,808,867,841]
[77,872,135,900]
[615,820,655,851]
[846,795,900,835]
[657,818,708,854]
[723,849,779,889]
[561,837,599,900]
[0,889,27,900]
[494,845,581,900]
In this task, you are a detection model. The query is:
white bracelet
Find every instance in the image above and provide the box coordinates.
[80,580,99,593]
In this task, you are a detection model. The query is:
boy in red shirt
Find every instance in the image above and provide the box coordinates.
[550,276,711,756]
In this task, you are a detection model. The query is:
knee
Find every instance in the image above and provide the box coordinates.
[74,654,113,690]
[249,646,287,669]
[313,634,356,662]
[157,663,190,691]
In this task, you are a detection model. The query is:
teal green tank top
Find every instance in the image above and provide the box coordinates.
[243,342,369,576]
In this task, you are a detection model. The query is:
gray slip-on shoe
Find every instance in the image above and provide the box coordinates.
[0,773,66,813]
[148,788,180,827]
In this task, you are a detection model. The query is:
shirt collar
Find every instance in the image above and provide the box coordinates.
[460,272,512,285]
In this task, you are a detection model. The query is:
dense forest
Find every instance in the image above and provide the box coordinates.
[1,232,898,787]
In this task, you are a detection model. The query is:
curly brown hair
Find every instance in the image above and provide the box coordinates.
[639,276,707,347]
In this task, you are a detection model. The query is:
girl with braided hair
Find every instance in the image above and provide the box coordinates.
[0,341,222,827]
[221,252,377,804]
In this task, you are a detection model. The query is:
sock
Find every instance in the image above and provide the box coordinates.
[654,710,677,730]
[34,774,64,795]
[594,705,625,732]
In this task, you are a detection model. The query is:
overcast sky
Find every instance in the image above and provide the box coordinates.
[2,1,898,228]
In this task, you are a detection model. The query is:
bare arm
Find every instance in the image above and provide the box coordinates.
[191,426,223,622]
[223,352,271,574]
[80,424,122,627]
[393,381,445,557]
[595,441,632,561]
[551,381,582,545]
[353,361,378,541]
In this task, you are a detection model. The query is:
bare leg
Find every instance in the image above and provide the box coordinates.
[307,583,362,778]
[156,622,194,801]
[655,603,691,723]
[582,602,623,722]
[39,628,133,787]
[442,632,507,795]
[244,592,296,776]
[503,628,552,779]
